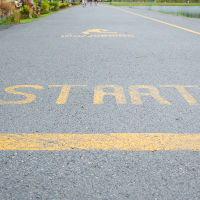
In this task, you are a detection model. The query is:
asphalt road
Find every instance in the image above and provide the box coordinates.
[0,4,200,199]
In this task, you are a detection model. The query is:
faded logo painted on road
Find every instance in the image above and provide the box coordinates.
[61,29,134,38]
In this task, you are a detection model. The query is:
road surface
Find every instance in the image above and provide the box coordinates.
[0,4,200,199]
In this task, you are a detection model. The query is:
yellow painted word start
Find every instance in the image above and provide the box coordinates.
[0,85,199,105]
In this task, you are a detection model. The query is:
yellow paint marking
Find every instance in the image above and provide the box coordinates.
[64,34,73,37]
[0,133,200,151]
[82,29,117,34]
[93,85,127,104]
[0,85,43,105]
[160,85,199,105]
[111,7,200,35]
[62,34,134,38]
[49,85,87,104]
[129,85,170,105]
[93,35,101,37]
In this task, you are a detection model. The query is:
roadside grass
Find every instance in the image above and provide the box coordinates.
[0,5,78,26]
[106,3,200,6]
[0,17,13,25]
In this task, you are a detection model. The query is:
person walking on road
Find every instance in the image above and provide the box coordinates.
[82,0,87,7]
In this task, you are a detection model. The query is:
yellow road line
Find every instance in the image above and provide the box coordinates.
[0,133,200,151]
[110,6,200,35]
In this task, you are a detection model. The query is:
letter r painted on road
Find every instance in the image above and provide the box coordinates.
[128,85,170,105]
[93,85,127,104]
[0,85,44,105]
[48,85,87,104]
[160,85,199,105]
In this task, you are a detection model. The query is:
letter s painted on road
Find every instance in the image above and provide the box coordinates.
[0,85,44,105]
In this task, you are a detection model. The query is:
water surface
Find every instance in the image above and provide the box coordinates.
[131,6,200,18]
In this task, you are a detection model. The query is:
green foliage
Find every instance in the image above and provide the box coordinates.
[41,2,49,11]
[21,5,29,15]
[49,5,54,10]
[59,2,67,8]
[33,14,38,18]
[0,15,14,25]
[1,1,75,26]
[49,1,59,10]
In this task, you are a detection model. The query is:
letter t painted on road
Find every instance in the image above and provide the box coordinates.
[48,85,87,104]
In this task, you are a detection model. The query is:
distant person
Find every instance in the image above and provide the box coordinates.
[110,0,112,5]
[95,0,97,6]
[90,0,92,6]
[82,0,87,7]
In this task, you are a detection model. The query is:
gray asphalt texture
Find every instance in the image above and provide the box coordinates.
[0,4,200,199]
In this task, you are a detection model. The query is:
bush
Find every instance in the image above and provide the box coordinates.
[49,5,54,10]
[41,2,49,11]
[33,14,39,18]
[9,15,14,22]
[0,1,12,17]
[59,2,67,8]
[20,4,29,15]
[49,1,59,10]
